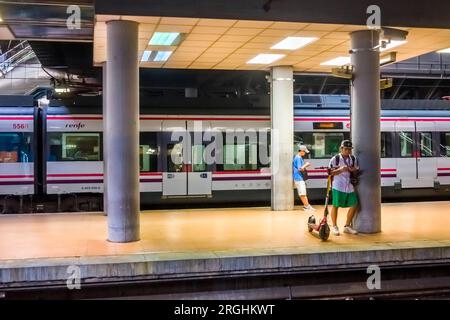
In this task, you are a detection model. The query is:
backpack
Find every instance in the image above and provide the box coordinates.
[332,154,359,186]
[332,154,356,167]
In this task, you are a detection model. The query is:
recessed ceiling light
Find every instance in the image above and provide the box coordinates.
[247,53,285,64]
[270,36,318,50]
[320,56,351,66]
[141,50,172,62]
[380,40,407,52]
[141,50,152,62]
[153,51,172,62]
[438,48,450,53]
[149,32,181,46]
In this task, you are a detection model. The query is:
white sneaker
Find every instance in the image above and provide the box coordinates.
[332,226,340,236]
[344,225,358,235]
[303,205,316,212]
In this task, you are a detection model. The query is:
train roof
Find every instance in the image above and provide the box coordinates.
[0,95,35,115]
[294,94,450,110]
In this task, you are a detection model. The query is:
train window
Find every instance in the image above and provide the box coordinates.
[440,133,450,157]
[222,143,258,171]
[166,142,184,172]
[294,132,349,159]
[419,132,433,157]
[301,95,322,104]
[399,132,414,157]
[381,132,393,158]
[213,131,259,171]
[139,132,158,172]
[48,132,101,161]
[0,133,32,163]
[192,145,206,172]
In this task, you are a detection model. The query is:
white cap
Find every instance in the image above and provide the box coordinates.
[299,145,310,153]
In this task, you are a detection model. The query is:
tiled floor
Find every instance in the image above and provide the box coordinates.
[1,201,450,261]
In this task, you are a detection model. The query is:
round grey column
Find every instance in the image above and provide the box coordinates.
[350,30,381,233]
[106,20,140,242]
[270,66,294,211]
[102,62,108,216]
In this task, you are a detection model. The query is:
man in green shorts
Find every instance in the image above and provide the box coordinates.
[328,140,359,236]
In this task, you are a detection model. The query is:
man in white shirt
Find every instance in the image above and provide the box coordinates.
[328,140,359,236]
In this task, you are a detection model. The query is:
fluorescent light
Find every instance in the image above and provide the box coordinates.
[154,51,172,61]
[438,48,450,53]
[141,50,152,62]
[149,32,180,46]
[380,40,407,52]
[141,50,172,62]
[270,37,318,50]
[247,53,285,64]
[320,56,351,66]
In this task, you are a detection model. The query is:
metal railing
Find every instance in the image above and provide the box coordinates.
[0,41,36,78]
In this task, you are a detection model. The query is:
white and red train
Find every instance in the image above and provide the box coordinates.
[1,94,450,212]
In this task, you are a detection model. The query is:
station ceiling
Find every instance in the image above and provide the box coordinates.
[2,0,450,99]
[93,16,450,72]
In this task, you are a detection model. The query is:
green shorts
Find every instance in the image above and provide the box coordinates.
[331,189,358,208]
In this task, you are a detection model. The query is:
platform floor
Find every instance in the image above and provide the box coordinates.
[1,201,450,261]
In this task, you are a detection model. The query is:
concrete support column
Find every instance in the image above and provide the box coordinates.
[270,66,294,211]
[102,62,107,215]
[350,30,381,233]
[105,20,140,242]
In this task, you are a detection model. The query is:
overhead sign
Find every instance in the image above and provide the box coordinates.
[313,122,344,129]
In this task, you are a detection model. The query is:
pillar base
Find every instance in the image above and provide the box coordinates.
[108,226,140,243]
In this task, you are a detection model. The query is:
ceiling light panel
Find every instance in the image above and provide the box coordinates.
[437,48,450,53]
[141,50,173,62]
[247,53,285,64]
[149,32,181,46]
[320,56,351,66]
[270,36,318,50]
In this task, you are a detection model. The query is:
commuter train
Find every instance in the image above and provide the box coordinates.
[1,94,450,213]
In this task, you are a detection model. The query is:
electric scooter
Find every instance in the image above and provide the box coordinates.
[307,167,332,241]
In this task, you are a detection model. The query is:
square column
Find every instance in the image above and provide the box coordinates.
[350,30,381,233]
[270,66,294,211]
[105,20,140,242]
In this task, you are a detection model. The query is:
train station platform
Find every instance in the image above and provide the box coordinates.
[1,201,450,294]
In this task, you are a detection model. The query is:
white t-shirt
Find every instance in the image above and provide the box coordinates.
[328,154,359,193]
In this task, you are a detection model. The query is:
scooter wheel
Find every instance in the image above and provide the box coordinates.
[307,216,316,232]
[319,224,330,241]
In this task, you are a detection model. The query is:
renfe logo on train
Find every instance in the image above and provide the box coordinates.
[65,122,85,129]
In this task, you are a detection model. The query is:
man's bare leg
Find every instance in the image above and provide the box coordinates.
[345,205,358,226]
[331,206,339,227]
[300,195,309,207]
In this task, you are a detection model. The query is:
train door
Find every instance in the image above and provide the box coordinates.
[187,120,212,195]
[161,120,212,197]
[415,122,437,187]
[396,121,437,188]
